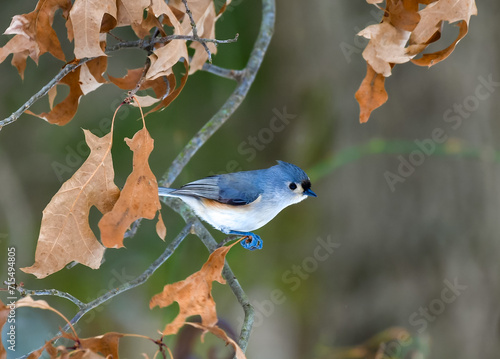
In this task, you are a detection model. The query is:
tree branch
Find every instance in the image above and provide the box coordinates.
[105,33,239,53]
[160,0,276,187]
[0,58,92,131]
[12,0,275,357]
[18,223,192,359]
[0,32,238,131]
[201,62,246,82]
[14,286,85,309]
[181,0,213,62]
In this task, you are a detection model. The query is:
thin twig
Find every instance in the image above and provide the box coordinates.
[105,33,239,53]
[202,62,246,82]
[1,32,238,131]
[0,58,92,131]
[18,223,192,359]
[160,0,276,188]
[181,0,213,62]
[126,58,152,101]
[11,285,85,309]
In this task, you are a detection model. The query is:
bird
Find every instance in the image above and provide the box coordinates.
[158,161,317,250]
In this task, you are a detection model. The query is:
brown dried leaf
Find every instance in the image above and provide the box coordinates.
[387,0,420,32]
[355,63,388,123]
[187,322,247,359]
[99,126,162,248]
[79,332,124,358]
[0,35,36,80]
[356,0,477,122]
[150,240,240,335]
[69,0,117,58]
[358,21,414,77]
[146,0,188,80]
[27,56,106,125]
[169,0,218,74]
[108,68,143,89]
[156,212,167,240]
[26,67,82,125]
[410,0,476,45]
[116,0,151,38]
[411,0,477,66]
[0,0,71,77]
[412,20,468,66]
[148,59,189,114]
[21,131,120,278]
[108,59,189,113]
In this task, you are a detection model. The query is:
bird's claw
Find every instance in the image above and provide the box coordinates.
[240,234,263,251]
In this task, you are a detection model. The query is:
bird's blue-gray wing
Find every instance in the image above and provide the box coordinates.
[170,174,261,205]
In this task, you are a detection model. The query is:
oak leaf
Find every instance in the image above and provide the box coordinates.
[356,0,477,122]
[27,55,107,125]
[411,0,477,66]
[99,125,164,248]
[116,0,150,35]
[150,240,240,335]
[355,63,389,124]
[69,0,117,58]
[0,0,71,77]
[21,130,120,278]
[79,333,124,358]
[108,59,189,113]
[358,22,414,77]
[187,322,247,359]
[169,0,219,74]
[146,0,189,80]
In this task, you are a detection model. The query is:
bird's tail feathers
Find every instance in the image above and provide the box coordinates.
[158,187,176,197]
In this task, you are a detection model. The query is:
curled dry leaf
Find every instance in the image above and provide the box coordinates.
[358,22,414,77]
[27,55,107,125]
[356,0,477,122]
[355,63,389,124]
[21,131,120,278]
[146,0,189,80]
[187,322,247,359]
[150,240,240,335]
[108,58,189,113]
[99,126,164,248]
[169,0,220,74]
[70,0,117,59]
[78,332,124,358]
[410,0,477,67]
[0,0,71,78]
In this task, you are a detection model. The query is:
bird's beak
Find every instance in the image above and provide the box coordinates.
[304,188,317,197]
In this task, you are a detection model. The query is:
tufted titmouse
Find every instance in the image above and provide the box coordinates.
[159,161,317,250]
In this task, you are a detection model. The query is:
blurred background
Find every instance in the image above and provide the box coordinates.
[1,0,500,358]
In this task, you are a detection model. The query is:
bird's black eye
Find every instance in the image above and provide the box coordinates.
[289,183,297,190]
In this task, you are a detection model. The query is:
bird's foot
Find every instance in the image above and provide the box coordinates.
[228,231,263,250]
